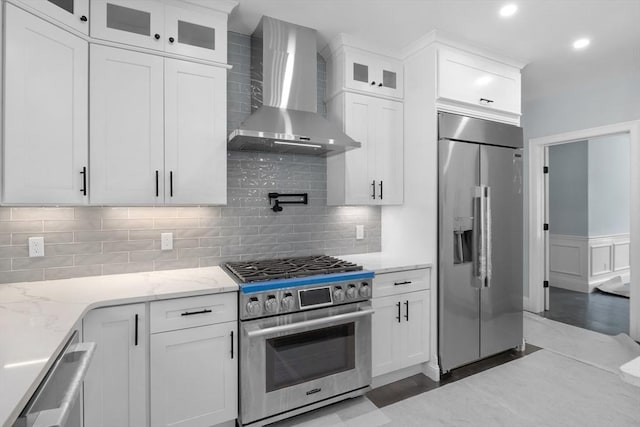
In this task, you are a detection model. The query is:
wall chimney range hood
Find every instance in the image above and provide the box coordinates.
[227,16,360,156]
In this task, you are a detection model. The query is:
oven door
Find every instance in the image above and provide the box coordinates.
[239,301,372,425]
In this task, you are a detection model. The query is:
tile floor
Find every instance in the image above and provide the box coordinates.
[268,313,640,427]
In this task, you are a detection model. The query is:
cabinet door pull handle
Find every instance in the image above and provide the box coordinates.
[371,180,376,199]
[80,15,87,22]
[80,167,87,196]
[154,33,161,40]
[378,83,383,87]
[404,300,409,321]
[170,171,174,197]
[479,98,494,104]
[379,180,383,199]
[370,81,376,86]
[230,331,234,359]
[181,309,212,316]
[396,302,401,323]
[155,170,159,197]
[169,37,175,43]
[134,314,139,346]
[394,281,412,286]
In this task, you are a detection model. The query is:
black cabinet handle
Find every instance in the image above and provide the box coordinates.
[154,33,160,40]
[155,170,159,197]
[80,167,87,196]
[394,281,412,286]
[396,302,401,323]
[169,171,174,197]
[379,180,383,199]
[404,300,409,321]
[371,180,376,199]
[479,98,494,104]
[169,37,175,43]
[370,81,376,86]
[181,309,212,316]
[134,314,139,346]
[80,15,87,22]
[378,83,383,87]
[230,331,234,359]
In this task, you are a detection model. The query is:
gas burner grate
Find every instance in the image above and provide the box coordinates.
[225,255,362,283]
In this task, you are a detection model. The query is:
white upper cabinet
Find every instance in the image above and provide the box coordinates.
[18,0,90,34]
[327,92,403,206]
[90,45,165,205]
[344,48,403,99]
[326,42,403,101]
[90,45,227,205]
[91,0,165,50]
[437,47,521,116]
[91,0,228,63]
[3,4,88,205]
[163,3,227,63]
[164,59,227,205]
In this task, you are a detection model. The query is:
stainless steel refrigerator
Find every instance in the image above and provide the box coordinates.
[438,112,524,374]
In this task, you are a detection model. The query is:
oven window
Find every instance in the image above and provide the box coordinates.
[265,323,355,392]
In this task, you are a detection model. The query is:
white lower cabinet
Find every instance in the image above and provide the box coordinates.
[372,268,431,377]
[83,303,148,427]
[149,294,238,427]
[150,322,237,427]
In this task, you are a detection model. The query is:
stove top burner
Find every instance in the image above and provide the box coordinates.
[225,255,362,283]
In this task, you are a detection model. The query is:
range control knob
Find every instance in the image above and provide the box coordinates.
[359,283,371,298]
[281,293,295,311]
[246,298,262,316]
[264,296,278,313]
[346,285,357,299]
[333,286,345,302]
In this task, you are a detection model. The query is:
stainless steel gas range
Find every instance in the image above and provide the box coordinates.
[224,255,375,427]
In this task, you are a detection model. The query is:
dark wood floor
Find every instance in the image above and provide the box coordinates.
[366,344,542,408]
[543,286,629,335]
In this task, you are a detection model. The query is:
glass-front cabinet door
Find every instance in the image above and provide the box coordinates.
[163,4,227,63]
[91,0,165,50]
[28,0,89,34]
[344,49,403,99]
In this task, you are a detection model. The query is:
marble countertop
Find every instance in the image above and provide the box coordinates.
[341,252,432,274]
[620,356,640,387]
[0,267,238,427]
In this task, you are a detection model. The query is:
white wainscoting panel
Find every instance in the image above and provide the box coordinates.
[549,234,630,293]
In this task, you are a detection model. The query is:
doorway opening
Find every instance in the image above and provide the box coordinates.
[527,120,640,341]
[543,136,630,335]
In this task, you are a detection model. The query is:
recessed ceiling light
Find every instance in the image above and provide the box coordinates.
[499,4,518,17]
[573,38,591,49]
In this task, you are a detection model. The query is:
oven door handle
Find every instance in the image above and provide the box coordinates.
[245,309,375,338]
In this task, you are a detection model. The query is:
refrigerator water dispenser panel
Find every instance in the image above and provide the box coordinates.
[453,216,473,264]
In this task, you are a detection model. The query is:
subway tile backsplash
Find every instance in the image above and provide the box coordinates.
[0,31,381,284]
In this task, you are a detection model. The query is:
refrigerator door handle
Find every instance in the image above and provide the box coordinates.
[485,186,492,287]
[472,186,485,288]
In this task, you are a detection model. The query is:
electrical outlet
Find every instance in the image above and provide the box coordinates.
[161,233,173,250]
[356,225,364,240]
[28,237,45,257]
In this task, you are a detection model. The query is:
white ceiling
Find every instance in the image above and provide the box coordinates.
[228,0,640,96]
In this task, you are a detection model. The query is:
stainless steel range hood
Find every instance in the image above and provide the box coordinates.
[227,16,360,156]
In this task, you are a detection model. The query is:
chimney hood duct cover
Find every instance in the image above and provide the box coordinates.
[227,16,360,156]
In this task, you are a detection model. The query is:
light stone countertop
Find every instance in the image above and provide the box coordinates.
[341,252,432,274]
[0,266,238,427]
[620,356,640,387]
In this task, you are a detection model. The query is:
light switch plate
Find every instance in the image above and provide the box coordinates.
[161,233,173,250]
[29,237,45,257]
[356,225,364,240]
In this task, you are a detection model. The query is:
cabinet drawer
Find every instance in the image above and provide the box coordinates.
[373,268,430,298]
[150,293,237,333]
[437,48,521,115]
